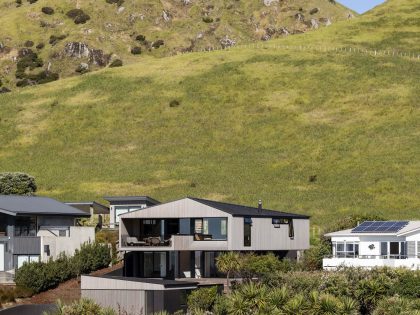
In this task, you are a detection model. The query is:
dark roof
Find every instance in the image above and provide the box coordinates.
[65,201,109,214]
[103,196,160,205]
[189,197,310,219]
[0,195,90,217]
[100,275,198,289]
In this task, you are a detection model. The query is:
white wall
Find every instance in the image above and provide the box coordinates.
[39,227,95,261]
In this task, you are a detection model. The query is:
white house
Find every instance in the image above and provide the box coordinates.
[323,221,420,270]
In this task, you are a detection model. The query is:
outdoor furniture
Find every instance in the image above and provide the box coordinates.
[150,237,161,246]
[126,236,146,246]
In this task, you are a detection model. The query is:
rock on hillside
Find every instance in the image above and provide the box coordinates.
[0,0,353,89]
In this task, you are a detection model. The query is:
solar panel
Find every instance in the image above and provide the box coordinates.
[351,221,409,233]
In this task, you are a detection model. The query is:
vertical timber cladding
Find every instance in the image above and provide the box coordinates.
[82,289,147,314]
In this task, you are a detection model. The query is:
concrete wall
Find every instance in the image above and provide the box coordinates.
[38,226,95,261]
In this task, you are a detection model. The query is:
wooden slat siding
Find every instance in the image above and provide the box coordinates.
[121,199,231,219]
[172,235,228,251]
[229,217,310,251]
[13,237,41,255]
[120,198,309,252]
[82,289,148,314]
[407,241,415,257]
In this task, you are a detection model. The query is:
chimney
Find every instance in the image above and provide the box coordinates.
[258,200,262,213]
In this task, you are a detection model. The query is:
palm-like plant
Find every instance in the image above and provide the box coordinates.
[216,252,241,293]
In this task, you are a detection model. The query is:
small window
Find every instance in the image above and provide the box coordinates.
[59,230,67,237]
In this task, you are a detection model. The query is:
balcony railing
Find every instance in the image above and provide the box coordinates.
[327,254,418,260]
[121,235,172,247]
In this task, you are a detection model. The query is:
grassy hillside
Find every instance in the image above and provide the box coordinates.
[0,0,419,226]
[0,0,352,89]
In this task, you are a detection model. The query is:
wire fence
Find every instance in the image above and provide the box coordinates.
[177,42,420,61]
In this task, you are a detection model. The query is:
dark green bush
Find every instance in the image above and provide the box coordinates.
[66,9,84,18]
[15,0,22,7]
[169,100,180,107]
[49,34,67,45]
[24,40,34,47]
[36,42,45,49]
[135,34,146,42]
[106,0,124,6]
[15,242,111,294]
[0,172,37,195]
[131,46,142,55]
[187,286,219,312]
[74,13,90,24]
[203,16,214,23]
[109,59,123,67]
[152,39,164,49]
[41,7,54,15]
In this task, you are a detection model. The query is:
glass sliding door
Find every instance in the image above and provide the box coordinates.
[143,252,167,278]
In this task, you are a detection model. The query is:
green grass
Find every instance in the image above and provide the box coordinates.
[0,0,419,226]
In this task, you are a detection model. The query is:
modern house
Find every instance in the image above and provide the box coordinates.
[0,195,95,272]
[104,196,160,229]
[119,197,310,279]
[82,196,309,314]
[65,201,109,228]
[323,221,420,270]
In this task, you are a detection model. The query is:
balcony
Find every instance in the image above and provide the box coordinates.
[120,234,228,251]
[323,255,420,271]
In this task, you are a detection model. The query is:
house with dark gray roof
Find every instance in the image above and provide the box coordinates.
[118,197,309,279]
[0,195,94,273]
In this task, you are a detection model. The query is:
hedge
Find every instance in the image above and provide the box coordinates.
[15,242,111,294]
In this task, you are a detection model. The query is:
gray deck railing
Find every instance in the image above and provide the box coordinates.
[326,254,418,260]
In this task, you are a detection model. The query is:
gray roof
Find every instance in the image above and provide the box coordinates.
[0,195,90,217]
[103,195,160,205]
[189,197,310,219]
[65,201,109,214]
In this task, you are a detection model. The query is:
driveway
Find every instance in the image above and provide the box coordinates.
[0,304,57,315]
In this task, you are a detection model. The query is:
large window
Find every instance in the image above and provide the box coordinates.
[14,216,37,237]
[192,218,227,240]
[244,217,252,247]
[333,242,359,258]
[114,205,145,224]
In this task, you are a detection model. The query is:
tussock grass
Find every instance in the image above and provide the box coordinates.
[0,0,418,226]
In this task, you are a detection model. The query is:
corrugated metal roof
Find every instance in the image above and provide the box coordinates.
[0,195,90,216]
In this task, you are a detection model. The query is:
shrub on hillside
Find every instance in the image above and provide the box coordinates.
[373,296,420,315]
[131,46,142,55]
[152,40,164,49]
[36,42,45,49]
[49,34,67,46]
[41,7,54,15]
[0,172,37,195]
[135,34,146,42]
[202,16,214,23]
[66,9,90,24]
[106,0,124,6]
[73,242,111,276]
[24,40,34,47]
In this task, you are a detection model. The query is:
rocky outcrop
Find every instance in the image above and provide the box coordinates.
[63,42,110,66]
[220,36,236,48]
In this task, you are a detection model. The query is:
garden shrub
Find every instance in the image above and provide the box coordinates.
[15,242,110,294]
[187,286,219,312]
[373,296,420,315]
[41,7,54,15]
[131,46,142,55]
[49,298,116,315]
